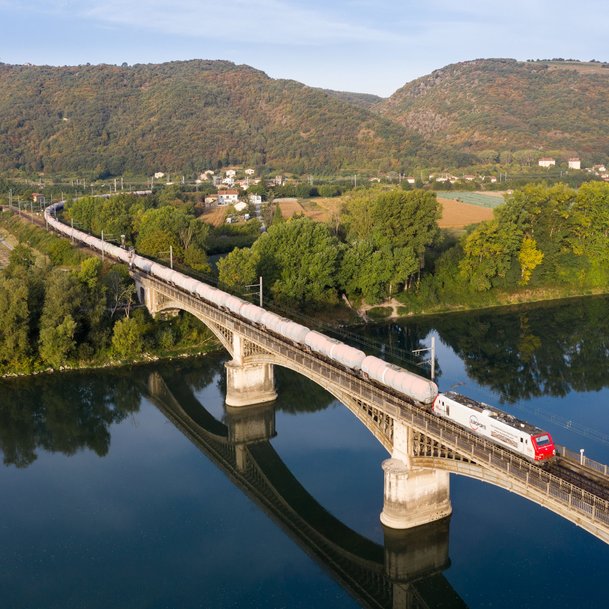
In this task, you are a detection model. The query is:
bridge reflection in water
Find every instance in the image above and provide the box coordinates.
[146,372,467,609]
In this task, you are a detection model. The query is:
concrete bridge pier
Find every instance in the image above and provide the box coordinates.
[225,333,278,407]
[381,422,452,530]
[225,361,278,407]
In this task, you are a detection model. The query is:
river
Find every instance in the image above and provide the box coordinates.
[1,295,609,608]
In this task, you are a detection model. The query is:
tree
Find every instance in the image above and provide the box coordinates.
[111,316,145,358]
[519,236,544,285]
[341,188,441,297]
[256,217,342,307]
[218,247,260,290]
[459,220,518,291]
[135,206,208,264]
[0,276,31,369]
[39,315,77,368]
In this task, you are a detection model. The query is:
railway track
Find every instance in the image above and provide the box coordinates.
[549,458,609,501]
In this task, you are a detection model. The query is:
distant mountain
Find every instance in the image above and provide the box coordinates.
[321,89,383,110]
[0,60,423,175]
[376,58,609,160]
[1,58,609,176]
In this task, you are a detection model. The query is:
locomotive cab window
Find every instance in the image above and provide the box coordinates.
[535,435,550,446]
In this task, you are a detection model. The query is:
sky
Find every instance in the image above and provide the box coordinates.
[1,0,608,96]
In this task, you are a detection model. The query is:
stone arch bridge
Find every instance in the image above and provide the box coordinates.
[135,271,609,544]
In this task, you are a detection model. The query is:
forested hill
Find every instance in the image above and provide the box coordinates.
[0,60,426,175]
[3,58,609,176]
[376,58,609,160]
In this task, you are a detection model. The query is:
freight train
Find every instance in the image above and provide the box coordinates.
[43,201,555,462]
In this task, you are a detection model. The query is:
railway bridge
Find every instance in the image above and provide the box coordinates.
[134,271,609,544]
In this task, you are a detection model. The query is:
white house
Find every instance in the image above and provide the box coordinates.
[406,177,416,185]
[245,168,255,176]
[225,169,236,178]
[234,201,248,213]
[249,194,262,205]
[568,158,581,170]
[154,172,165,179]
[217,189,240,205]
[222,177,235,187]
[538,157,556,168]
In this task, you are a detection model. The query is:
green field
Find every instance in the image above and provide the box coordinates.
[437,191,504,208]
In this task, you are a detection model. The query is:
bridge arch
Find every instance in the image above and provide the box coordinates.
[146,290,394,452]
[147,297,236,357]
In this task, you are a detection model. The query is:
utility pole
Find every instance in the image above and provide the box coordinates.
[101,230,105,263]
[169,245,173,269]
[245,276,263,308]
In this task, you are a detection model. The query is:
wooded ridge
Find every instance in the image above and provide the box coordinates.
[1,58,609,175]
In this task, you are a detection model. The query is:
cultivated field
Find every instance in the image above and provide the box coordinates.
[201,205,228,227]
[546,61,609,76]
[437,198,494,228]
[276,195,493,230]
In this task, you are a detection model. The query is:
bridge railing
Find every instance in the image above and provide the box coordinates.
[556,445,609,478]
[141,274,609,535]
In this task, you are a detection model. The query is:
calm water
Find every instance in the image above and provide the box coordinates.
[2,296,609,608]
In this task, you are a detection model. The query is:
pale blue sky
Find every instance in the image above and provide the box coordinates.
[1,0,606,96]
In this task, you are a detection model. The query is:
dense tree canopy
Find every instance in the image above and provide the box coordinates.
[341,189,441,301]
[219,217,341,308]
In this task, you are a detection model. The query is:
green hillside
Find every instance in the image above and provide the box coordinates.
[0,60,423,175]
[2,58,609,176]
[377,58,609,161]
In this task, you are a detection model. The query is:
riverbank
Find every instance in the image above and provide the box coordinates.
[362,285,609,320]
[0,340,221,381]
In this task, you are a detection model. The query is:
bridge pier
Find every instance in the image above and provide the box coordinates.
[225,333,277,407]
[381,422,452,530]
[225,361,278,407]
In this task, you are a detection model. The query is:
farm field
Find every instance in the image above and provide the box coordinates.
[0,234,14,269]
[200,205,228,227]
[437,198,494,228]
[436,191,505,208]
[276,195,493,229]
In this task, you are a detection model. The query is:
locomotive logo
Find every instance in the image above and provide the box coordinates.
[469,415,486,431]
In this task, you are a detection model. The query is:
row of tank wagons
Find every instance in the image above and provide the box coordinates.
[44,203,439,407]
